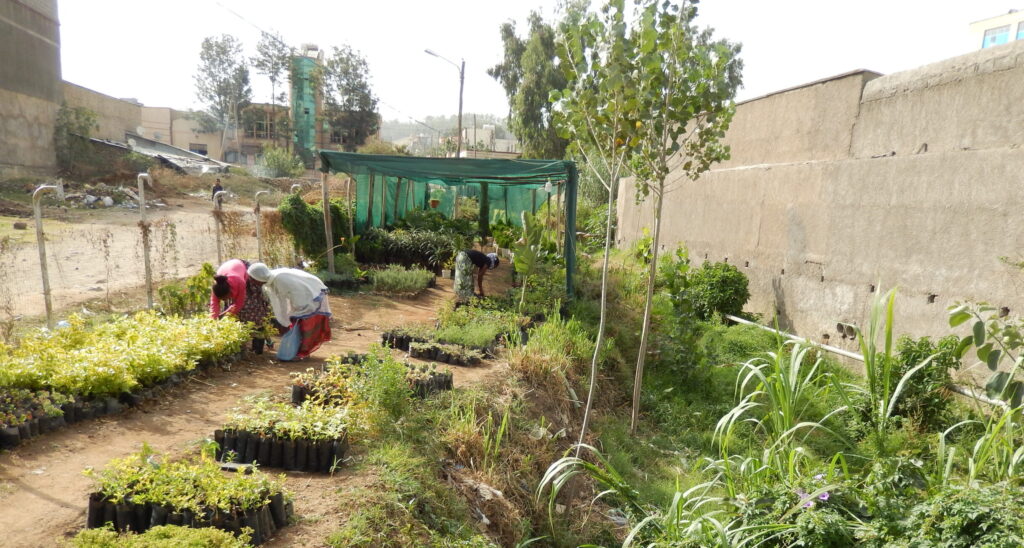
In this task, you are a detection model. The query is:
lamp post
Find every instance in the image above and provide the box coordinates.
[424,49,464,159]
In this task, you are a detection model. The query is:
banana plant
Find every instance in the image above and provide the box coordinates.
[514,211,545,312]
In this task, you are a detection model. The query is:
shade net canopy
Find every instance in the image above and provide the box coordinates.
[318,151,579,296]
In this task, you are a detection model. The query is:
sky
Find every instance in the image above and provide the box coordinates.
[59,0,1019,124]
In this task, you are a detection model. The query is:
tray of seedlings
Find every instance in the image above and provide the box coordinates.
[291,352,453,404]
[85,446,292,545]
[216,398,350,474]
[0,313,248,449]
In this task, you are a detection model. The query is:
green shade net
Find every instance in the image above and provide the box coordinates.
[318,151,579,296]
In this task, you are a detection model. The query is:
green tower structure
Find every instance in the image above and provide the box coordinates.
[291,47,320,168]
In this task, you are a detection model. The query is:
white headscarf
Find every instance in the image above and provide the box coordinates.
[247,262,271,282]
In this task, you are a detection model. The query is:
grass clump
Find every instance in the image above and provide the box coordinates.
[369,265,434,295]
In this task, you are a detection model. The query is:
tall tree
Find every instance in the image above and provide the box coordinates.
[625,0,742,434]
[489,12,568,159]
[550,0,638,450]
[320,45,379,152]
[251,31,293,144]
[194,34,252,160]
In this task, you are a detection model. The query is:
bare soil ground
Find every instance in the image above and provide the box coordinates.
[0,280,510,547]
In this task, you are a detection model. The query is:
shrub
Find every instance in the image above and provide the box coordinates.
[886,334,961,431]
[278,193,351,259]
[346,346,411,429]
[687,261,750,320]
[157,263,215,318]
[255,143,304,177]
[356,228,459,271]
[369,265,434,295]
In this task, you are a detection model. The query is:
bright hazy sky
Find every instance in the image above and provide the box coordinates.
[59,0,1019,123]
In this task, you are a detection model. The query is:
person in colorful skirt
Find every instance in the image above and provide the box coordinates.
[246,262,332,361]
[453,249,499,301]
[210,259,272,354]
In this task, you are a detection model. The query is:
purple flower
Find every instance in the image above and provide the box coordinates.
[819,492,830,502]
[802,499,815,509]
[813,474,824,481]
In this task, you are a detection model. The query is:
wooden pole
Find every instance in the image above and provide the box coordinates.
[347,177,355,256]
[393,177,401,223]
[32,185,58,328]
[366,172,375,229]
[137,173,154,308]
[321,171,335,274]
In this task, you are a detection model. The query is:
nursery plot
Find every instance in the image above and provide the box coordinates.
[0,289,508,547]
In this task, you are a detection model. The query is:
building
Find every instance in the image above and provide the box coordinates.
[291,44,325,168]
[970,9,1024,49]
[0,0,61,176]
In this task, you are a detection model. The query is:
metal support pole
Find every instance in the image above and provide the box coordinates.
[321,171,335,274]
[213,190,228,265]
[137,173,154,309]
[254,190,269,263]
[290,184,302,266]
[32,185,58,328]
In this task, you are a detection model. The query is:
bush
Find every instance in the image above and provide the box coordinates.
[68,524,250,547]
[347,346,411,429]
[278,193,351,259]
[885,334,961,432]
[255,143,304,178]
[369,266,434,295]
[158,263,215,318]
[356,228,458,271]
[687,261,750,321]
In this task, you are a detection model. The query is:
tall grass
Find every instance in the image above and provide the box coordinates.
[369,265,434,295]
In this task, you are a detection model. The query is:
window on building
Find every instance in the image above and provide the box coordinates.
[189,143,208,156]
[982,25,1011,48]
[303,108,310,115]
[330,129,345,144]
[1018,21,1024,40]
[245,120,275,139]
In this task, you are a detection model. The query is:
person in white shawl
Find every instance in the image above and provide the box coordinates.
[246,263,332,360]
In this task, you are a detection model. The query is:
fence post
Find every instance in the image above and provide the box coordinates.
[213,190,228,265]
[32,185,59,328]
[321,171,335,274]
[254,190,269,263]
[137,173,154,309]
[290,184,302,266]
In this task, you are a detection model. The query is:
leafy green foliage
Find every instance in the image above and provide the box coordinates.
[225,397,351,442]
[0,388,71,427]
[686,261,751,321]
[256,143,304,177]
[68,524,250,547]
[488,12,568,159]
[54,102,98,175]
[883,335,961,431]
[0,312,248,398]
[194,34,252,135]
[158,263,215,318]
[277,193,351,259]
[85,447,287,512]
[369,265,434,295]
[346,346,412,430]
[320,45,379,152]
[435,302,523,349]
[949,303,1024,407]
[356,228,457,271]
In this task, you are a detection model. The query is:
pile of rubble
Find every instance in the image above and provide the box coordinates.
[64,183,166,210]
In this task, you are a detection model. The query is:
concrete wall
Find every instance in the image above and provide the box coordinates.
[0,0,61,176]
[62,82,141,142]
[617,40,1024,359]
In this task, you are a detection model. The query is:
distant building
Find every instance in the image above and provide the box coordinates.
[970,9,1024,49]
[0,0,61,176]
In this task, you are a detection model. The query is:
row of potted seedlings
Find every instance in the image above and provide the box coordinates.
[408,341,482,366]
[85,448,292,545]
[0,312,250,450]
[0,353,244,451]
[215,399,350,474]
[291,352,454,405]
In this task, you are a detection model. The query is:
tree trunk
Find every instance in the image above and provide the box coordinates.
[347,177,356,257]
[577,178,617,451]
[630,185,665,435]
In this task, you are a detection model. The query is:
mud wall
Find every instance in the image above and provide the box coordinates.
[617,40,1024,353]
[63,82,142,143]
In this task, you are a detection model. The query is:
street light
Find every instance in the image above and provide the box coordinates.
[424,48,464,159]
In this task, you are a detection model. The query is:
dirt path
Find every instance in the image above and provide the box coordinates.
[0,284,507,547]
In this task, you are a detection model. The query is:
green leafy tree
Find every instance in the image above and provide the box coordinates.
[194,34,253,160]
[54,102,97,175]
[549,0,636,447]
[320,45,379,151]
[623,0,743,433]
[489,12,569,159]
[256,143,304,178]
[251,31,294,144]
